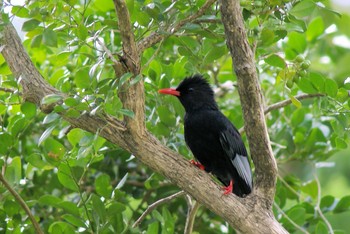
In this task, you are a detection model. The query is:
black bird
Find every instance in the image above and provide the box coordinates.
[158,75,253,197]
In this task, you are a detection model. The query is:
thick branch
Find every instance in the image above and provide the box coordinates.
[113,0,140,74]
[137,0,217,53]
[114,0,145,133]
[0,24,59,113]
[220,0,278,205]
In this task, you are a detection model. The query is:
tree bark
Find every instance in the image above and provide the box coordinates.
[220,0,278,207]
[0,1,288,233]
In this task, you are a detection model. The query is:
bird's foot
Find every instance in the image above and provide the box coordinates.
[190,160,205,170]
[222,180,233,195]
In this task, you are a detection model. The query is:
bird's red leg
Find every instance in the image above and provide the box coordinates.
[222,180,233,195]
[190,160,205,170]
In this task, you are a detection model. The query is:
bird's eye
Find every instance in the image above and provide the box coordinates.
[188,88,194,92]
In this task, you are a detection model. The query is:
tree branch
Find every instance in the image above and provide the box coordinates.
[132,190,186,227]
[184,199,200,234]
[1,5,288,233]
[220,0,277,204]
[0,173,44,234]
[238,93,326,134]
[113,0,140,74]
[114,0,145,132]
[0,87,21,95]
[137,0,217,53]
[264,93,325,114]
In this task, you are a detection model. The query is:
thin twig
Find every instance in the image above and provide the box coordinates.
[95,37,120,66]
[277,174,301,199]
[0,173,44,234]
[132,190,186,228]
[273,203,309,234]
[137,0,217,53]
[313,170,334,234]
[0,87,21,95]
[184,200,200,234]
[264,93,325,114]
[239,93,325,134]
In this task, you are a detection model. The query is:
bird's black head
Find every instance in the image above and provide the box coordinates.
[159,74,218,112]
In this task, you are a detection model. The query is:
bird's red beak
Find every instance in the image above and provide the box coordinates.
[158,88,180,96]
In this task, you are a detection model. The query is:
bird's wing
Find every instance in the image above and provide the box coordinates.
[219,129,253,189]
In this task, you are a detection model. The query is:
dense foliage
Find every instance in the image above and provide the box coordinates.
[1,0,350,233]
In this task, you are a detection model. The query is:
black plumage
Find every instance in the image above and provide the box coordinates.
[159,75,253,197]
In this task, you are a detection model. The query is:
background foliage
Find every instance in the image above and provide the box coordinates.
[1,0,350,233]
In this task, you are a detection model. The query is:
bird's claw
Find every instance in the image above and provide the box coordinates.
[222,180,233,195]
[190,160,205,170]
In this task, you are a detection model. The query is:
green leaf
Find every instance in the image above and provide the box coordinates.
[11,6,29,18]
[43,28,58,47]
[147,222,159,234]
[8,115,27,136]
[57,164,79,192]
[291,108,306,126]
[315,221,329,234]
[290,0,316,19]
[38,125,56,146]
[39,194,62,206]
[290,95,302,108]
[4,157,22,185]
[48,221,75,234]
[26,153,53,169]
[92,0,115,12]
[264,54,286,68]
[21,102,37,119]
[118,73,133,88]
[92,194,107,223]
[62,214,87,228]
[320,195,335,211]
[334,195,350,213]
[64,97,79,107]
[75,68,90,89]
[309,72,325,92]
[287,31,307,54]
[305,128,326,149]
[95,174,112,198]
[297,78,318,94]
[109,202,126,214]
[301,180,317,199]
[203,44,226,64]
[286,207,306,226]
[157,105,176,126]
[57,201,80,216]
[43,113,60,124]
[67,128,85,146]
[130,74,143,86]
[307,17,324,41]
[260,28,275,46]
[0,132,14,154]
[116,173,128,189]
[65,108,81,118]
[76,24,88,41]
[325,78,338,98]
[22,19,41,32]
[335,137,347,149]
[31,34,42,48]
[41,94,63,105]
[118,109,135,118]
[3,200,20,216]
